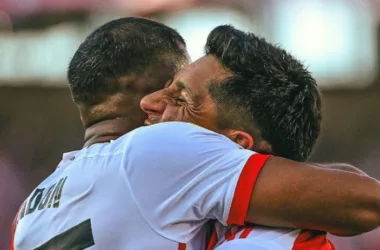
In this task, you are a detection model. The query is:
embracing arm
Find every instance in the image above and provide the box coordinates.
[246,157,380,236]
[313,162,368,176]
[126,122,379,238]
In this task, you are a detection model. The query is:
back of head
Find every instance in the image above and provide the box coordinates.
[206,25,322,161]
[68,17,189,128]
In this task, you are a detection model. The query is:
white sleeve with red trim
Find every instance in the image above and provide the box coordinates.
[212,225,334,250]
[213,239,284,250]
[9,206,21,250]
[122,122,270,243]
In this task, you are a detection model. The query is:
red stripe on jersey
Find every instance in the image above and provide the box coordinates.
[9,206,22,250]
[239,227,254,239]
[226,154,271,225]
[178,243,186,250]
[226,232,237,241]
[206,229,218,250]
[225,227,233,239]
[226,227,242,241]
[292,230,335,250]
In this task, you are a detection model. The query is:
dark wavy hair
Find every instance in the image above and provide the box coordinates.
[206,25,322,161]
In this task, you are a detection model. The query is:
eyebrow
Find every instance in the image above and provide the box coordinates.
[175,81,186,90]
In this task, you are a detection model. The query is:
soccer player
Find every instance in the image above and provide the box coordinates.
[140,25,379,249]
[10,19,380,250]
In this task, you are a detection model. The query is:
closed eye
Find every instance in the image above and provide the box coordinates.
[173,97,186,105]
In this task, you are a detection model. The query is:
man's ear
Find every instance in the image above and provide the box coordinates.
[225,130,254,149]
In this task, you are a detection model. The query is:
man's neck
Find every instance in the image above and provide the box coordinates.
[83,118,134,148]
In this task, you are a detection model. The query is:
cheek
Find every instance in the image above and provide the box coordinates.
[186,103,218,130]
[161,105,186,122]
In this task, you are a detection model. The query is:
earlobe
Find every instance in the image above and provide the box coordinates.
[227,130,254,149]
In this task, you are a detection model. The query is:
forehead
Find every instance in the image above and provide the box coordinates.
[178,55,230,89]
[180,55,229,82]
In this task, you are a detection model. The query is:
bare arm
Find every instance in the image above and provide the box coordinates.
[313,162,368,176]
[245,156,380,236]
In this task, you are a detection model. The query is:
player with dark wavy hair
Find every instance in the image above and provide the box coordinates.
[141,25,379,249]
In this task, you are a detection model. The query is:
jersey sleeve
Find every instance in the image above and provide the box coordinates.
[213,239,284,250]
[121,122,270,242]
[9,203,23,250]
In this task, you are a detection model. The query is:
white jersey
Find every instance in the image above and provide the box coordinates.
[211,224,335,250]
[11,122,270,250]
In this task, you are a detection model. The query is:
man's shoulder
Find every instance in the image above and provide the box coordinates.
[135,122,218,135]
[118,122,235,147]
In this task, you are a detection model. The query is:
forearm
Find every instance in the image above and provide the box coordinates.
[306,162,371,236]
[245,157,380,236]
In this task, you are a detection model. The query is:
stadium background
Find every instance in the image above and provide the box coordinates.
[0,0,380,249]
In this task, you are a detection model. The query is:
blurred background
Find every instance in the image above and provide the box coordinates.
[0,0,380,249]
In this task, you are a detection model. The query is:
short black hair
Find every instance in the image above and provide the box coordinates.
[206,25,322,161]
[68,17,187,104]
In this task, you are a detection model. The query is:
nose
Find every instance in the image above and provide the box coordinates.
[140,90,166,115]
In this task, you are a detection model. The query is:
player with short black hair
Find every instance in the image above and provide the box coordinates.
[68,17,190,133]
